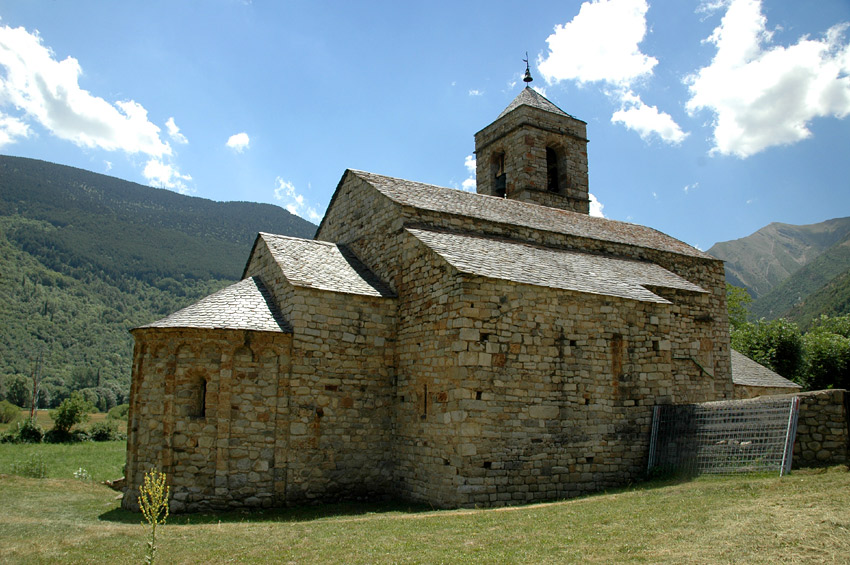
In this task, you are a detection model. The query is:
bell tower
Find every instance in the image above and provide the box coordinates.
[474,67,590,214]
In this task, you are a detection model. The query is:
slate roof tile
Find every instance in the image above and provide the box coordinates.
[495,86,574,120]
[731,350,802,389]
[352,170,711,260]
[407,227,706,304]
[259,233,395,298]
[140,276,291,332]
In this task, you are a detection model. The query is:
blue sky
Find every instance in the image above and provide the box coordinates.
[0,0,848,251]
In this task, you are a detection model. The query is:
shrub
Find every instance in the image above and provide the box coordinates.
[18,420,44,443]
[732,318,804,382]
[107,403,130,421]
[0,400,21,424]
[44,428,73,443]
[89,420,123,441]
[50,391,94,434]
[10,453,48,478]
[803,331,850,390]
[1,420,45,443]
[44,427,92,444]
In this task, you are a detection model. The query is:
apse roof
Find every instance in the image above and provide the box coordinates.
[139,276,291,332]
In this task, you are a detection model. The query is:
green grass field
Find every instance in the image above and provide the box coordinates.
[0,441,848,564]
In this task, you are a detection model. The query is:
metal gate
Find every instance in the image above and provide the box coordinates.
[648,396,800,476]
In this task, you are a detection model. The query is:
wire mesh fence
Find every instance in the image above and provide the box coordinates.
[648,396,799,477]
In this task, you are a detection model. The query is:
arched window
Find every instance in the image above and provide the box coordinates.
[546,147,559,193]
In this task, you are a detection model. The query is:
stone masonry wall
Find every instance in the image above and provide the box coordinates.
[123,328,292,512]
[392,230,467,505]
[318,176,731,380]
[405,207,732,395]
[441,275,726,506]
[793,389,849,467]
[391,231,730,507]
[279,286,397,503]
[245,236,399,503]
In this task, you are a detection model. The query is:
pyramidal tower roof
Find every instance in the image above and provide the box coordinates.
[496,86,572,120]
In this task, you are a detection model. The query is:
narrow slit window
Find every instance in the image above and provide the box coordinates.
[546,147,559,193]
[192,378,207,419]
[493,153,506,197]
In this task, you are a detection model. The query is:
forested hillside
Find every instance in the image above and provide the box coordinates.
[0,155,316,410]
[750,232,850,325]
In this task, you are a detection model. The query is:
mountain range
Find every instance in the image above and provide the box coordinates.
[707,216,850,327]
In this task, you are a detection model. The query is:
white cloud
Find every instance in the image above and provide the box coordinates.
[0,24,172,157]
[530,85,548,98]
[166,117,187,144]
[0,24,196,193]
[683,182,699,193]
[104,160,112,172]
[538,0,657,87]
[468,89,483,96]
[143,158,193,194]
[226,132,250,152]
[461,154,476,192]
[611,95,689,144]
[685,0,850,157]
[0,111,30,147]
[274,177,321,223]
[589,193,605,217]
[538,0,686,145]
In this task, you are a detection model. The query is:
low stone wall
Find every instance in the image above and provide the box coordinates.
[793,389,849,468]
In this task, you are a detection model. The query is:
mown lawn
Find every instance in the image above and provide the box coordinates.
[0,442,848,564]
[0,440,126,483]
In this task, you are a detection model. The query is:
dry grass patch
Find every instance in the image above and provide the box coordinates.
[0,409,127,435]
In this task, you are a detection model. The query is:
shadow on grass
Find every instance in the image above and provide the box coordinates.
[99,499,433,525]
[101,465,833,526]
[99,473,697,526]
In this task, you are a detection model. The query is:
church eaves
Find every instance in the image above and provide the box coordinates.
[257,232,395,298]
[407,227,706,304]
[139,276,291,332]
[348,170,712,260]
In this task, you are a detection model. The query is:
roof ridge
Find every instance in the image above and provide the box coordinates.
[349,170,712,260]
[259,232,336,246]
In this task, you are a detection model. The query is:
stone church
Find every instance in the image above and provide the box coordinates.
[123,85,732,512]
